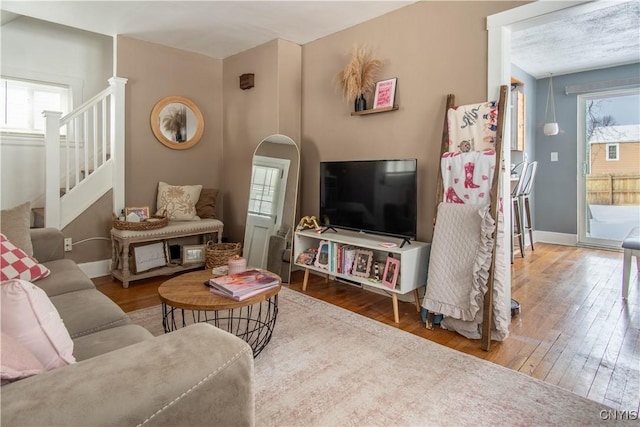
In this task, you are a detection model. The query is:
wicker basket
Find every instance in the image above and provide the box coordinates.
[205,241,242,269]
[112,214,168,231]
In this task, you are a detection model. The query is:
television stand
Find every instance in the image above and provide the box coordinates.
[320,226,338,233]
[293,229,431,323]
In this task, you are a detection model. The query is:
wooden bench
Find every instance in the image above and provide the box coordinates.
[111,219,223,288]
[622,226,639,300]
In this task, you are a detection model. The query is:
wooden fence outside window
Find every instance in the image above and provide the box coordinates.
[586,174,640,205]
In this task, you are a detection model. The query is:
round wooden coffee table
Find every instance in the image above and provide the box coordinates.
[158,270,281,357]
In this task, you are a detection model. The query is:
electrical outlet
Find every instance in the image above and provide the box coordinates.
[551,152,558,162]
[64,238,72,252]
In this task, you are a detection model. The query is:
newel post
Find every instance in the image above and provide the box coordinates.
[43,110,62,228]
[109,76,128,216]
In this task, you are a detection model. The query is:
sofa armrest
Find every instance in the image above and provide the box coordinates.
[30,228,64,262]
[1,324,255,427]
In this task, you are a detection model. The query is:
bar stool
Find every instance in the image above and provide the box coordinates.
[519,161,538,253]
[510,161,527,263]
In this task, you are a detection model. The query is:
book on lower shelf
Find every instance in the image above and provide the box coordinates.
[209,269,280,300]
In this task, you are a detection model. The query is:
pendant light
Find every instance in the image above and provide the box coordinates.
[543,73,559,136]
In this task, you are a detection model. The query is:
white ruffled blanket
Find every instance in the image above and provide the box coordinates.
[422,203,494,323]
[422,201,509,341]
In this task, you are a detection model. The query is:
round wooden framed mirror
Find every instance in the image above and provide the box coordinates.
[150,96,204,150]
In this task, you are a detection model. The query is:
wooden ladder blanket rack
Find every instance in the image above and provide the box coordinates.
[429,85,508,351]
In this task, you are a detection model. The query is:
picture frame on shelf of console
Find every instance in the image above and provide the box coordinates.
[182,244,206,264]
[314,240,330,269]
[131,241,167,274]
[352,249,374,277]
[382,256,400,289]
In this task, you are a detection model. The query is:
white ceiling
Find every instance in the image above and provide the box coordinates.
[511,0,640,79]
[1,1,639,78]
[0,1,416,59]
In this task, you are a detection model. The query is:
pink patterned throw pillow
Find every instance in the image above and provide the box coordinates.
[0,233,50,282]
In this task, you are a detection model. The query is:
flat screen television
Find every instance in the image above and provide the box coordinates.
[319,159,417,240]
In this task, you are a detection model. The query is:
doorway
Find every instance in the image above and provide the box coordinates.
[578,89,640,248]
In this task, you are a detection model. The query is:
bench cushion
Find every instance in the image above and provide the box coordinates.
[622,227,640,250]
[111,219,223,240]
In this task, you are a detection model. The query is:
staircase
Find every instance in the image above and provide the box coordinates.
[42,77,127,229]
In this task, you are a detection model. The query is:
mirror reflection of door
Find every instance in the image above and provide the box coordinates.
[244,156,290,269]
[243,134,300,284]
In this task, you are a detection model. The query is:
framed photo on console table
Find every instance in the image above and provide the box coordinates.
[182,244,205,265]
[125,206,150,220]
[382,256,400,289]
[352,249,374,278]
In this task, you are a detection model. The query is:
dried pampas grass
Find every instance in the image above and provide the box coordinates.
[337,45,383,101]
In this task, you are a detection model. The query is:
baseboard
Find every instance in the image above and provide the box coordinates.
[78,259,111,279]
[533,231,577,247]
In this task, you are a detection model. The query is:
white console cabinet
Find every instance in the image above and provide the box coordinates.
[293,229,430,323]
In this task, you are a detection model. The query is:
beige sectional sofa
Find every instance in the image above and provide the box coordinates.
[1,228,255,426]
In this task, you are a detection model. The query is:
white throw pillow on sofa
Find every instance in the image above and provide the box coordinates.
[1,279,76,370]
[155,181,202,220]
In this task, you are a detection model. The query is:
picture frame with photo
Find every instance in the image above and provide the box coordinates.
[352,249,374,278]
[372,77,398,110]
[182,244,206,264]
[124,206,150,220]
[382,256,400,289]
[314,240,330,269]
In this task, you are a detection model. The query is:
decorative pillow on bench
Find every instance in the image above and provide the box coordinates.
[195,188,219,219]
[155,181,202,220]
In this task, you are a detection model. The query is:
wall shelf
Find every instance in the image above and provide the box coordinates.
[351,105,399,116]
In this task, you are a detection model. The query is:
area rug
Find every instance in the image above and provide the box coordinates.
[129,287,619,426]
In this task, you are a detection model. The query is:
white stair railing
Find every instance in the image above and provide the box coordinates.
[43,77,127,229]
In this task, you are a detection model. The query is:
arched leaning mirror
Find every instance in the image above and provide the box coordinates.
[242,134,300,283]
[150,96,204,150]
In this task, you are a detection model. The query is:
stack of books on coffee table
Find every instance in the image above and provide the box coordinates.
[208,269,279,301]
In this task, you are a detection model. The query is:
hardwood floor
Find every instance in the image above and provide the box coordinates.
[94,242,639,412]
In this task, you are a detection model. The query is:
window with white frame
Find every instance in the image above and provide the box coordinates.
[1,77,71,134]
[606,143,619,161]
[248,165,281,218]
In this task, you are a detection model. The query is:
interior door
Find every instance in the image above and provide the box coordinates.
[244,156,289,269]
[577,88,640,248]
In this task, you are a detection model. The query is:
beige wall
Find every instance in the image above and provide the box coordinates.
[65,1,521,264]
[64,38,223,263]
[63,192,113,263]
[300,1,519,242]
[116,36,224,212]
[222,39,302,243]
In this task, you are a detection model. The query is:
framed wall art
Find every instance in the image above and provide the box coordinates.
[372,77,397,110]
